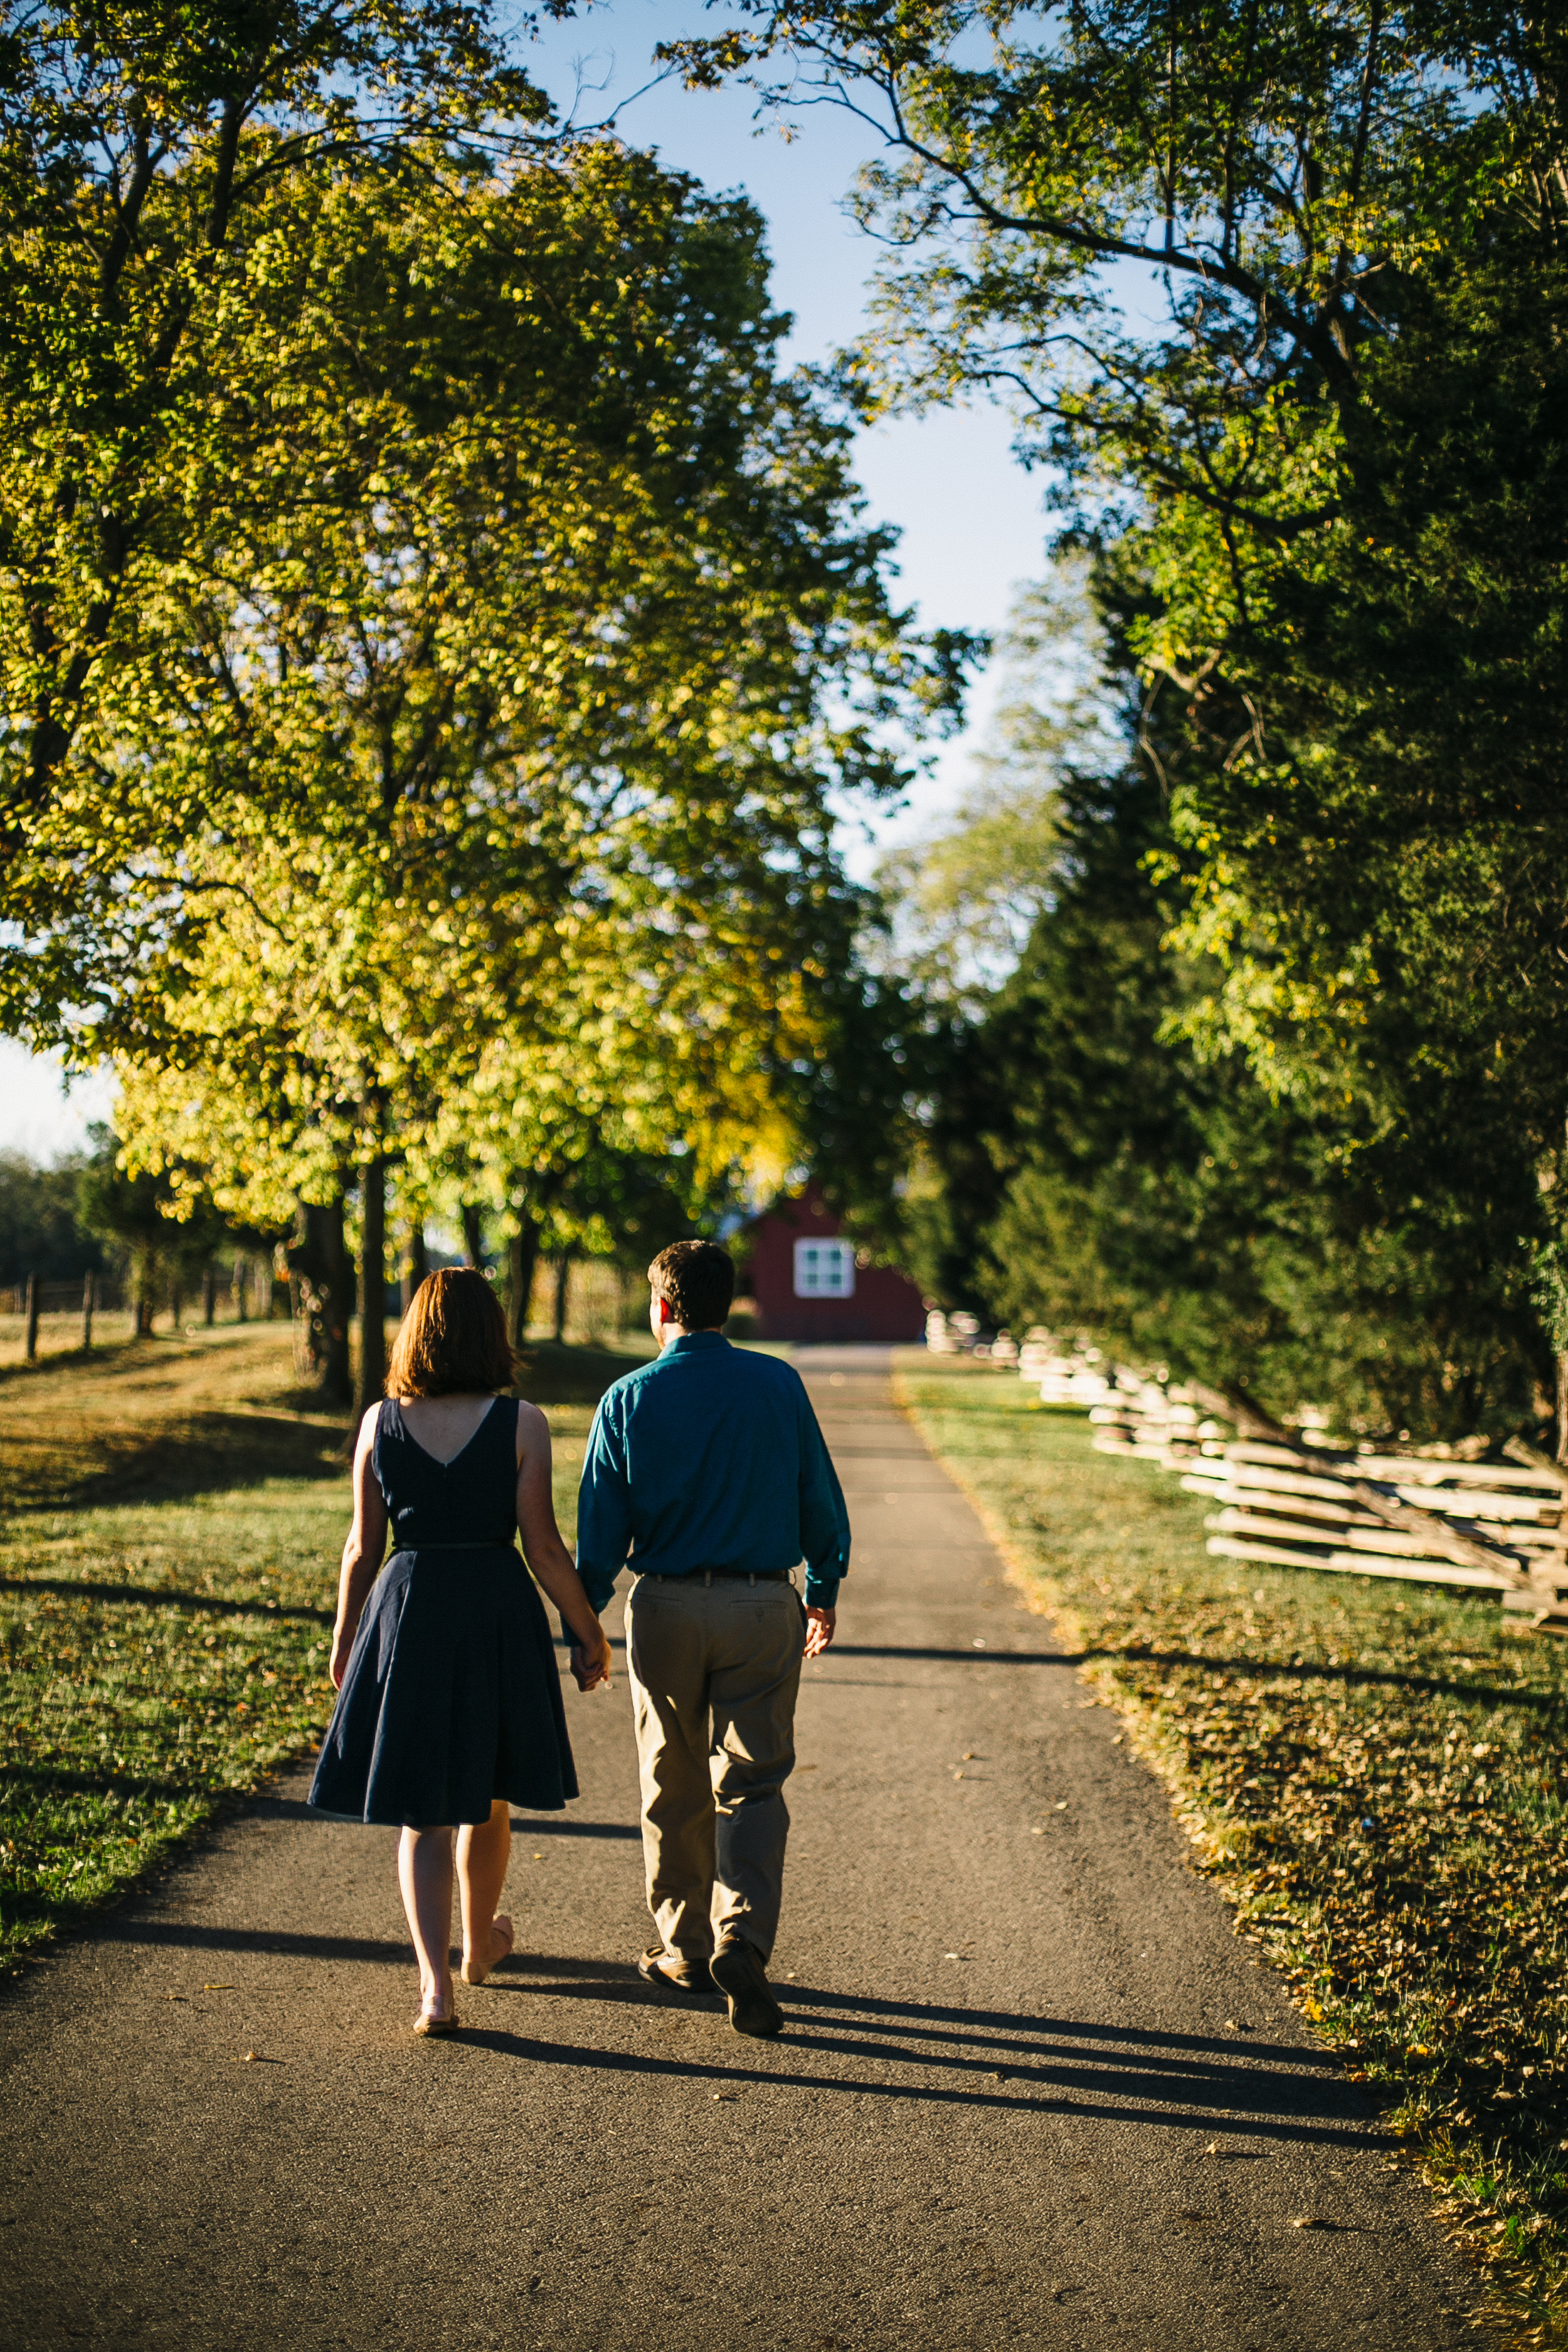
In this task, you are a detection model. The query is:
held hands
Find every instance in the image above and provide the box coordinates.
[569,1621,613,1693]
[803,1604,836,1659]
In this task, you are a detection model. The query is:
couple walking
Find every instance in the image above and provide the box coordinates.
[307,1242,849,2040]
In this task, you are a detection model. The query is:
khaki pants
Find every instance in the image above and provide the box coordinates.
[625,1571,806,1965]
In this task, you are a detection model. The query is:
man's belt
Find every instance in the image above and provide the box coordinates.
[636,1566,793,1582]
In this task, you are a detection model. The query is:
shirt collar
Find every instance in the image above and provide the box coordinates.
[664,1330,730,1355]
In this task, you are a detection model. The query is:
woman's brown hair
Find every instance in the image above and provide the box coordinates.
[386,1268,517,1399]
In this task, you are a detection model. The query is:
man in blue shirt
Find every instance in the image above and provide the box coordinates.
[575,1239,849,2038]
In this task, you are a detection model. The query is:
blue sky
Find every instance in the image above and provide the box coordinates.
[2,2,1052,1159]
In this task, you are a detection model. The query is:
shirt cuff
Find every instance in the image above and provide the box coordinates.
[576,1565,617,1616]
[803,1573,840,1611]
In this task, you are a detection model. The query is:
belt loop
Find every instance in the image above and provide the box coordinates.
[748,1572,756,1587]
[704,1569,712,1589]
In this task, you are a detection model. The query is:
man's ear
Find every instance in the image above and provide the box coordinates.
[654,1293,674,1326]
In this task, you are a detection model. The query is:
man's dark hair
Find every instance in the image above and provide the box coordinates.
[648,1239,734,1330]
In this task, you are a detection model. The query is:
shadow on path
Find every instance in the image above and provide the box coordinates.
[439,2008,1378,2146]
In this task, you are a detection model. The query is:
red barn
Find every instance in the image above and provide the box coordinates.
[738,1183,926,1344]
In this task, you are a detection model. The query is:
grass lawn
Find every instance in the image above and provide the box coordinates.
[0,1326,645,1972]
[895,1354,1568,2347]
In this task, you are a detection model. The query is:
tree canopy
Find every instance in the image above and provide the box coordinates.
[0,0,548,985]
[65,139,957,1398]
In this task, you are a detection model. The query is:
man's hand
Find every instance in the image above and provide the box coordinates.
[569,1624,613,1692]
[803,1604,836,1659]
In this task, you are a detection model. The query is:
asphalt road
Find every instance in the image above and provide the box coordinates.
[0,1346,1482,2350]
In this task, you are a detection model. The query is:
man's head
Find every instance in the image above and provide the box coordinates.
[647,1239,735,1337]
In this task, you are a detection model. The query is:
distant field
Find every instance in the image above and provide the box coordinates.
[895,1353,1568,2343]
[0,1327,644,1967]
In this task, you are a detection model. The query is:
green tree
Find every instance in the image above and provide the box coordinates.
[93,146,957,1407]
[76,1125,233,1333]
[0,1149,104,1286]
[898,572,1549,1439]
[0,0,544,931]
[673,0,1568,1422]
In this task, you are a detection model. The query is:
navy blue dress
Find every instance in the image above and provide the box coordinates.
[308,1397,579,1826]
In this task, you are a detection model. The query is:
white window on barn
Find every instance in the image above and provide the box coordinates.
[793,1238,856,1299]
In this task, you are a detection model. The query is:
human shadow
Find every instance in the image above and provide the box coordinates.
[445,2007,1377,2146]
[68,1913,1374,2145]
[100,1920,652,1986]
[507,1816,640,1840]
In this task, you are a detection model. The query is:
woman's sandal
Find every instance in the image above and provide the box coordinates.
[460,1913,514,1988]
[413,1999,460,2038]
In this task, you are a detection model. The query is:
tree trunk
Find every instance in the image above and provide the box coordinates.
[133,1252,153,1336]
[81,1271,94,1352]
[233,1254,248,1323]
[24,1273,38,1363]
[1556,1348,1568,1466]
[461,1202,485,1269]
[358,1158,388,1416]
[506,1217,539,1355]
[403,1221,429,1312]
[553,1255,571,1344]
[291,1197,352,1406]
[203,1261,217,1326]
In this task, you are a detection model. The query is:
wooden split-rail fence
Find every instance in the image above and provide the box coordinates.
[993,1328,1568,1634]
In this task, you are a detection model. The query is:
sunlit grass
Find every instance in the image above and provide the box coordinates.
[895,1353,1568,2346]
[0,1326,637,1968]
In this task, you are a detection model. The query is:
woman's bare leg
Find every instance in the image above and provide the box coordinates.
[457,1799,514,1984]
[398,1825,456,2020]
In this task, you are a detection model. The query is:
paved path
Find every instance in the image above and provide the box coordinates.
[1,1348,1480,2350]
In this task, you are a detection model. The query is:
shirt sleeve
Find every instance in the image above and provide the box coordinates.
[796,1384,851,1609]
[574,1396,632,1615]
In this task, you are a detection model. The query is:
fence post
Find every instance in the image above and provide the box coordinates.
[24,1272,39,1363]
[82,1271,95,1352]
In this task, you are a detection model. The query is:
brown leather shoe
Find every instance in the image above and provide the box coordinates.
[637,1947,715,1999]
[710,1940,785,2039]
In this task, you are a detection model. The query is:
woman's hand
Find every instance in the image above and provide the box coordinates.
[569,1623,613,1693]
[329,1621,357,1690]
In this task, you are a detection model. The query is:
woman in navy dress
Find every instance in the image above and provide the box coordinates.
[309,1268,611,2036]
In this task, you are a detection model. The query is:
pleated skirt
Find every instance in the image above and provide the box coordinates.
[307,1545,579,1826]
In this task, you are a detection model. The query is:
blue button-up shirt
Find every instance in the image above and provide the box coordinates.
[575,1332,850,1611]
